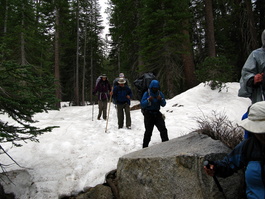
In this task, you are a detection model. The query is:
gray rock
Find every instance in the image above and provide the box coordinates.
[117,132,244,199]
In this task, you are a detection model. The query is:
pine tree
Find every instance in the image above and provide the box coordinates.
[0,61,58,146]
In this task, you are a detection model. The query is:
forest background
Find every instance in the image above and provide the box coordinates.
[0,0,264,108]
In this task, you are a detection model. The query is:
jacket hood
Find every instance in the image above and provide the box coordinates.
[149,80,160,89]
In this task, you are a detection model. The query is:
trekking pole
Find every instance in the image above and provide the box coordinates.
[92,100,94,121]
[204,161,227,199]
[105,94,112,133]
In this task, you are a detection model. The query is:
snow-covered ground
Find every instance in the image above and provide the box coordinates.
[0,82,250,198]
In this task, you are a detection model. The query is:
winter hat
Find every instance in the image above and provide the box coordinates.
[118,78,126,84]
[119,73,125,78]
[149,80,160,89]
[238,101,265,133]
[101,74,107,78]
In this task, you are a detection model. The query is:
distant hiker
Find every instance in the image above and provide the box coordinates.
[93,74,111,120]
[113,73,130,88]
[112,78,132,129]
[141,80,169,148]
[238,29,265,104]
[204,101,265,199]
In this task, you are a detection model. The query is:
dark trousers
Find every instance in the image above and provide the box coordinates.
[98,100,108,119]
[143,111,169,148]
[117,103,131,128]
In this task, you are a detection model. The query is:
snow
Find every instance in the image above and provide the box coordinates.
[0,82,250,198]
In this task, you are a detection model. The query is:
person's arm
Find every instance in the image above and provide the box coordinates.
[204,140,246,178]
[93,84,99,95]
[141,91,150,108]
[158,91,166,107]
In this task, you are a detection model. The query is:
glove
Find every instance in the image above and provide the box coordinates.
[157,95,162,101]
[148,96,154,101]
[203,161,215,177]
[254,73,264,85]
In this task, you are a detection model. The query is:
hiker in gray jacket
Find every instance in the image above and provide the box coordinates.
[238,30,265,104]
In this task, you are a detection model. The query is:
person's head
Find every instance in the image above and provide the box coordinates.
[238,101,265,143]
[149,80,160,93]
[101,74,107,81]
[118,78,126,87]
[119,73,125,78]
[262,30,265,48]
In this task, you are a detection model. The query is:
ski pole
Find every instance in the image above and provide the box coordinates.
[92,100,94,121]
[204,161,227,199]
[105,94,112,133]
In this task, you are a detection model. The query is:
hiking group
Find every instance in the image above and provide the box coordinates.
[204,30,265,199]
[93,30,265,198]
[92,72,169,148]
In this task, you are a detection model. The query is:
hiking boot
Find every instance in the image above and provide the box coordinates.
[126,126,131,129]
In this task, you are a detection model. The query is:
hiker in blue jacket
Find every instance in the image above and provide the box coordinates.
[204,101,265,199]
[141,80,169,148]
[112,78,132,129]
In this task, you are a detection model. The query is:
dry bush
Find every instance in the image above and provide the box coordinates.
[194,110,244,149]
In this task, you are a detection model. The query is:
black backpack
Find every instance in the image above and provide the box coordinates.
[133,72,156,101]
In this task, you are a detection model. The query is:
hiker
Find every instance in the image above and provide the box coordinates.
[141,80,169,148]
[204,101,265,199]
[93,74,111,120]
[238,29,265,104]
[112,78,132,129]
[113,73,130,88]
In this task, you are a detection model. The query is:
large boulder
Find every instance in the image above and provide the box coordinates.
[117,132,245,199]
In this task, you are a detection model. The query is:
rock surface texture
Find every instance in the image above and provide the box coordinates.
[117,132,245,199]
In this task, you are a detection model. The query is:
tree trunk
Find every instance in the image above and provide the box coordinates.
[246,0,259,49]
[181,27,198,90]
[54,6,61,108]
[204,0,216,57]
[21,2,26,65]
[82,18,88,106]
[74,0,80,106]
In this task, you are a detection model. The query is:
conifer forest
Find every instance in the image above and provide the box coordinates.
[1,0,265,109]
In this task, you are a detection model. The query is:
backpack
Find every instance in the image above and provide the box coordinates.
[133,72,156,101]
[95,76,102,87]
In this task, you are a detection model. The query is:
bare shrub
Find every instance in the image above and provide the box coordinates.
[194,110,244,149]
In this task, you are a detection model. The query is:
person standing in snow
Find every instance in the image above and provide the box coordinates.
[112,78,132,129]
[238,29,265,104]
[93,74,111,120]
[204,101,265,199]
[141,80,169,148]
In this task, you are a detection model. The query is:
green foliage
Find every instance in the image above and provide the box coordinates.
[195,56,236,91]
[0,61,59,147]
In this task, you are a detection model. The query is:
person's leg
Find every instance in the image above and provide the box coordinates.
[98,100,103,120]
[102,100,108,120]
[117,104,124,128]
[155,113,169,142]
[124,103,131,128]
[143,113,154,148]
